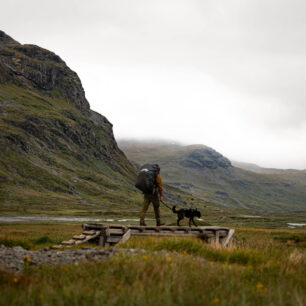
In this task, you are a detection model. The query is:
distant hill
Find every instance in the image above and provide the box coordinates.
[231,161,277,174]
[118,140,306,213]
[0,31,140,215]
[232,161,306,185]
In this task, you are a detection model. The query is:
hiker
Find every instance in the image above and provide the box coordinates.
[136,164,165,226]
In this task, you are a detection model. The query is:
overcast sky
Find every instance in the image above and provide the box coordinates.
[2,0,306,169]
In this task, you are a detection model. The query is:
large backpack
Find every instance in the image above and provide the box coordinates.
[135,164,160,194]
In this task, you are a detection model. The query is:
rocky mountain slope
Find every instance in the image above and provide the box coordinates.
[0,31,140,215]
[119,140,306,213]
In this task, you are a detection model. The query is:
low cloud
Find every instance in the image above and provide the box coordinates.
[2,0,306,169]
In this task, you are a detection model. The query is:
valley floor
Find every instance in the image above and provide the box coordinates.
[0,222,305,305]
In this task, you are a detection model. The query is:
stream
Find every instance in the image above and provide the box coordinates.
[0,216,148,223]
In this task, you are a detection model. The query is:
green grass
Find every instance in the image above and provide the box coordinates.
[0,223,81,250]
[0,83,146,215]
[0,253,296,306]
[272,233,306,248]
[121,237,265,266]
[30,235,54,245]
[0,223,305,305]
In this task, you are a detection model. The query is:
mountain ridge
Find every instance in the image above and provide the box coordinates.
[119,140,306,213]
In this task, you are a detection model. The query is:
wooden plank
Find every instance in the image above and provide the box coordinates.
[51,245,63,249]
[215,231,220,245]
[144,227,159,231]
[130,229,143,234]
[75,240,85,245]
[108,228,125,232]
[128,226,142,230]
[107,235,123,243]
[221,229,235,247]
[200,232,215,238]
[73,234,86,240]
[141,230,159,234]
[83,230,96,235]
[108,228,125,235]
[61,240,75,245]
[84,225,230,237]
[129,231,217,238]
[189,228,203,233]
[84,223,125,229]
[74,231,101,245]
[133,233,206,237]
[216,230,228,237]
[104,228,110,238]
[174,230,191,234]
[99,235,105,246]
[83,224,107,230]
[108,225,127,230]
[117,229,131,245]
[206,237,214,244]
[99,228,109,247]
[83,223,230,232]
[80,223,234,247]
[158,228,175,233]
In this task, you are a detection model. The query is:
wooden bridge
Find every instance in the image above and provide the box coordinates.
[52,223,234,249]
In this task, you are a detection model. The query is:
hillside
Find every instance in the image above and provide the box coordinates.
[118,140,306,213]
[231,161,278,174]
[0,31,142,215]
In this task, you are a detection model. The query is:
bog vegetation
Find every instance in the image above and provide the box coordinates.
[0,223,305,305]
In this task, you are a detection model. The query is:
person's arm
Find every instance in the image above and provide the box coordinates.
[156,173,163,201]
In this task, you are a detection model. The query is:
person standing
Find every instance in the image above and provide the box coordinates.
[139,167,164,226]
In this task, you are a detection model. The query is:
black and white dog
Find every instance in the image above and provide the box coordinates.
[172,206,201,227]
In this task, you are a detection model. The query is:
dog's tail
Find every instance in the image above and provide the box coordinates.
[172,205,178,213]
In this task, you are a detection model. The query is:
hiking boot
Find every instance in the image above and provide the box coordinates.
[156,221,165,226]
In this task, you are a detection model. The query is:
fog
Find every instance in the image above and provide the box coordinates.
[2,0,306,169]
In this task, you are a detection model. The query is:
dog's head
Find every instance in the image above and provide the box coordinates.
[195,208,201,218]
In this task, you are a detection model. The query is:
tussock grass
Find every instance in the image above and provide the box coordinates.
[121,236,265,266]
[30,235,53,245]
[0,223,305,305]
[0,251,305,306]
[273,233,306,247]
[0,223,80,250]
[0,237,33,249]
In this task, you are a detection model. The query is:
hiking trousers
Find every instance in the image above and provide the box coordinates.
[140,193,161,225]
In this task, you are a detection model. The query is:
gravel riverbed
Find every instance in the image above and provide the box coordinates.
[0,245,144,273]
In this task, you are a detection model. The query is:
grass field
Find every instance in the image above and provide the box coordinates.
[0,222,305,305]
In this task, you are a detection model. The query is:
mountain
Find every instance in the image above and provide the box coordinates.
[118,140,306,213]
[0,31,140,215]
[231,161,277,174]
[232,160,305,175]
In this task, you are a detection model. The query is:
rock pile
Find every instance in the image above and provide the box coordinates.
[0,245,143,273]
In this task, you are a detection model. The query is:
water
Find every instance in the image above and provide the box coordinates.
[0,216,116,222]
[287,223,306,227]
[0,216,157,223]
[240,215,263,218]
[0,216,155,223]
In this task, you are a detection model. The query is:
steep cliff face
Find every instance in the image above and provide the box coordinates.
[0,31,138,214]
[180,146,232,170]
[0,30,89,109]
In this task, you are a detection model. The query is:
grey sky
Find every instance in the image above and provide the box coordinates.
[2,0,306,169]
